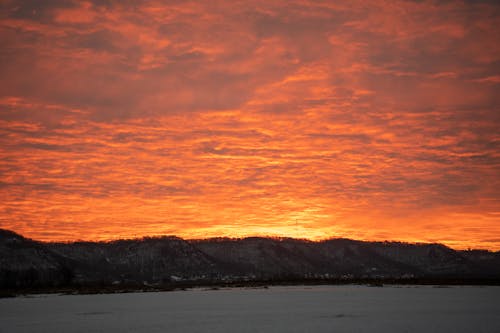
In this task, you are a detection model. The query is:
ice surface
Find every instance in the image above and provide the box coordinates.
[1,285,499,333]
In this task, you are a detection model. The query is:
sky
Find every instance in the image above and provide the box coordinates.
[0,0,499,250]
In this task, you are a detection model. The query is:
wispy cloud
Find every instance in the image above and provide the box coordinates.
[0,0,499,249]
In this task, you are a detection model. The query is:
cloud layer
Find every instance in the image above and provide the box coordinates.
[0,0,499,249]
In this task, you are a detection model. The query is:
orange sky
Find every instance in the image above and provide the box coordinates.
[0,0,499,250]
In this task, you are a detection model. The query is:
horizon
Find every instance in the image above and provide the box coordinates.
[2,227,497,252]
[1,1,499,251]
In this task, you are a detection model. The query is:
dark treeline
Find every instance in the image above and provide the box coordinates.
[1,229,499,294]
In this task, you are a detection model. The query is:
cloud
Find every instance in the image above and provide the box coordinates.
[0,0,498,249]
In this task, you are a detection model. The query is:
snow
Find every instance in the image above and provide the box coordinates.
[1,285,499,333]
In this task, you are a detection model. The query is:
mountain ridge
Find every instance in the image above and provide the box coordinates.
[1,228,499,290]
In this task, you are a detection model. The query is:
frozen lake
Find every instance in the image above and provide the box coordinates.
[1,285,499,333]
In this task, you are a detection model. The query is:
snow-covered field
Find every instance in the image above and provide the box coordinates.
[1,285,499,333]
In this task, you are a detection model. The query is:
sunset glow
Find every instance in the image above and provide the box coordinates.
[0,0,499,250]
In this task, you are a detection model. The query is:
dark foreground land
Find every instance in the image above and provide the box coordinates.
[3,276,500,298]
[2,228,499,296]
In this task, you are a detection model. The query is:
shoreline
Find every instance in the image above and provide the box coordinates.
[3,277,500,298]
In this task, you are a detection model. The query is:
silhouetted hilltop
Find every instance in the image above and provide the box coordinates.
[1,229,499,290]
[0,229,72,288]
